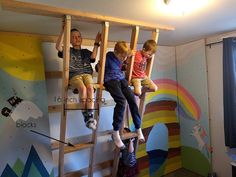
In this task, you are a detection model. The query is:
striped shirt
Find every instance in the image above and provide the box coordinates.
[58,48,95,79]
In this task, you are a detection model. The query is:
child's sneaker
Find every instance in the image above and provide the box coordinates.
[112,130,126,150]
[136,128,145,142]
[85,118,97,130]
[82,111,97,130]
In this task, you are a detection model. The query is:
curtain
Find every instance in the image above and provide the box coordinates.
[223,37,236,148]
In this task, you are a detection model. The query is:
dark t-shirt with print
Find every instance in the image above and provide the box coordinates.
[58,48,95,79]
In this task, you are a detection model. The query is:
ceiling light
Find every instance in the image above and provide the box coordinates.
[157,0,211,16]
[164,0,171,5]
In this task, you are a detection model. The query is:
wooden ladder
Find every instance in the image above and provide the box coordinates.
[58,15,109,177]
[111,28,159,177]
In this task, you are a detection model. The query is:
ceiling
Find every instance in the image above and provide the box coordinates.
[1,0,236,46]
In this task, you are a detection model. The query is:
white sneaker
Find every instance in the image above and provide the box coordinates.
[137,128,145,142]
[112,130,126,149]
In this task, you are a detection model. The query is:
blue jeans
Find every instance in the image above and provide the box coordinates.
[104,79,141,131]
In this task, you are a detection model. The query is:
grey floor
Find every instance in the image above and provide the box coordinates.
[163,168,205,177]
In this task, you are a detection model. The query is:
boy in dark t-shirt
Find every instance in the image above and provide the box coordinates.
[56,19,101,130]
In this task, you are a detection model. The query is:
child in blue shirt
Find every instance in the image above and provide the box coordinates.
[104,41,145,149]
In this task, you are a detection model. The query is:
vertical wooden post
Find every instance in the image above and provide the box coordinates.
[111,147,121,177]
[88,21,109,177]
[136,29,159,154]
[58,15,71,177]
[146,29,159,78]
[138,29,159,118]
[123,26,140,130]
[126,26,140,84]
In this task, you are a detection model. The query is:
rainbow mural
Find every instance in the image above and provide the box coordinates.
[135,78,210,177]
[147,79,201,120]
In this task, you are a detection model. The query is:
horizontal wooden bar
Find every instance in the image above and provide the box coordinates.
[1,0,174,31]
[121,132,138,140]
[51,130,113,150]
[64,142,94,154]
[48,99,115,113]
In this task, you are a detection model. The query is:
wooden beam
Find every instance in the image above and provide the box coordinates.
[58,14,71,177]
[48,99,115,113]
[126,26,139,84]
[111,147,120,177]
[1,0,174,31]
[88,21,109,177]
[64,143,94,154]
[51,130,113,150]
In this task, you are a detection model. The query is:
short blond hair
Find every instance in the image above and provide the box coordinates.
[114,41,129,55]
[143,39,157,53]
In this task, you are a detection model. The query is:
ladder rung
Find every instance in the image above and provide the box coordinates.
[48,99,115,113]
[64,142,94,154]
[48,105,61,113]
[121,132,138,140]
[51,130,113,150]
[65,103,93,110]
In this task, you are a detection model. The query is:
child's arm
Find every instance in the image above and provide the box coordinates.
[90,32,101,61]
[128,138,134,153]
[55,19,65,52]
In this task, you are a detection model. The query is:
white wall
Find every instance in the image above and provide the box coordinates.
[206,34,234,177]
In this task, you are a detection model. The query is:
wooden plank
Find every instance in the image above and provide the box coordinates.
[51,130,113,150]
[1,0,174,31]
[58,15,71,177]
[48,105,61,113]
[121,132,138,140]
[48,99,115,113]
[88,21,109,177]
[126,26,139,84]
[64,143,94,154]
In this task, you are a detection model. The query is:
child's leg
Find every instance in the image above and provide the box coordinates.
[120,79,145,142]
[69,75,87,108]
[83,74,94,110]
[142,78,158,92]
[104,80,126,149]
[83,74,97,130]
[131,78,142,96]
